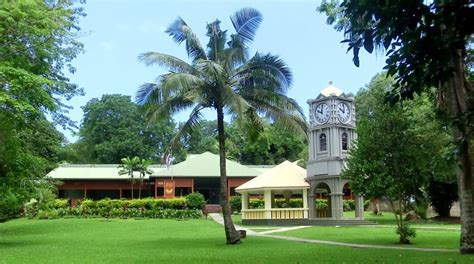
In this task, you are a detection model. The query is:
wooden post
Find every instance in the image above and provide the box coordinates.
[241,192,249,220]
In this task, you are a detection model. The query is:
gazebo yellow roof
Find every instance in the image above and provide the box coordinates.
[236,160,309,191]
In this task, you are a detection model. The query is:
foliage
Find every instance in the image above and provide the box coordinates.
[0,190,23,222]
[227,121,307,165]
[230,195,242,213]
[0,0,84,222]
[45,198,200,219]
[181,120,219,154]
[185,192,206,209]
[136,7,306,244]
[395,225,417,244]
[342,73,454,244]
[72,94,182,163]
[36,210,59,220]
[428,180,459,217]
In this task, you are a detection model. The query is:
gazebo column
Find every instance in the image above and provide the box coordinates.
[330,193,344,219]
[303,189,309,218]
[264,189,272,219]
[308,194,316,219]
[241,192,249,220]
[354,194,364,219]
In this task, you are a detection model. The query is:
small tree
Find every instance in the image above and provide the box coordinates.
[343,74,453,244]
[118,157,140,199]
[137,158,153,199]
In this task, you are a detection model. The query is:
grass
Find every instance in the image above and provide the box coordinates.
[361,212,461,227]
[1,218,473,263]
[279,226,460,249]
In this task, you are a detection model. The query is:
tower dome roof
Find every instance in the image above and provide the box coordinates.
[320,81,343,97]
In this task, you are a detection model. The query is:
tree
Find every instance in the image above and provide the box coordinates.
[136,8,306,244]
[75,94,179,163]
[343,74,454,244]
[136,158,153,199]
[319,0,473,252]
[118,157,140,200]
[227,121,307,165]
[0,0,84,221]
[181,120,218,154]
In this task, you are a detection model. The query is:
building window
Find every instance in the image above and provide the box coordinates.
[342,132,348,150]
[175,187,192,197]
[319,133,327,151]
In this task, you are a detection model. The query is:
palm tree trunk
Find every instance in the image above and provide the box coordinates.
[139,177,142,199]
[130,174,134,200]
[216,105,241,244]
[447,49,474,253]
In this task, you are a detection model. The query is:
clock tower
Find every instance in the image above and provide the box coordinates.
[306,81,364,220]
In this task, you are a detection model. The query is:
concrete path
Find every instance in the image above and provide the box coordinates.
[258,226,311,235]
[208,213,457,253]
[208,213,257,235]
[260,234,457,252]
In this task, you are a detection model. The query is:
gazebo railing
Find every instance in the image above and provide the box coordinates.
[242,208,308,220]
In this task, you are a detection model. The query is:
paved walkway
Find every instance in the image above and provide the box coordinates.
[208,213,457,253]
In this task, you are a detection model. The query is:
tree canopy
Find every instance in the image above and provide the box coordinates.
[0,0,84,221]
[343,73,456,243]
[73,94,182,164]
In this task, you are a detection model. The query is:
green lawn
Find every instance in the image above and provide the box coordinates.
[1,218,473,263]
[279,226,460,249]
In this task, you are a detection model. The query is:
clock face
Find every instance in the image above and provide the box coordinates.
[337,102,351,123]
[314,103,330,124]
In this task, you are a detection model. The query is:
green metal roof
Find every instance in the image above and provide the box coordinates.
[47,152,273,179]
[154,152,263,177]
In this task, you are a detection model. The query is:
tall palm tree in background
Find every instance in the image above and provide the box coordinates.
[136,8,307,244]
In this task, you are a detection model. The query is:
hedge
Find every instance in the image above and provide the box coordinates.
[39,193,206,220]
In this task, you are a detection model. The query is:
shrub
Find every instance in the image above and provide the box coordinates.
[24,198,39,218]
[37,210,59,220]
[47,199,69,210]
[185,192,206,209]
[395,224,416,244]
[249,199,264,209]
[0,191,23,222]
[315,199,328,210]
[230,195,242,213]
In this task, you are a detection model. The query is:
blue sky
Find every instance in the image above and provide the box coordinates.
[63,0,385,141]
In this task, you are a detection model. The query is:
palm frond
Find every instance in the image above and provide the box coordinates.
[221,84,251,117]
[138,52,195,73]
[168,104,204,150]
[238,89,307,138]
[236,53,293,92]
[230,8,262,44]
[224,38,247,71]
[136,82,161,106]
[206,20,227,61]
[166,17,207,61]
[195,60,226,82]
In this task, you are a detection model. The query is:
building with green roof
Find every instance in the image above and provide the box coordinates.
[48,152,273,204]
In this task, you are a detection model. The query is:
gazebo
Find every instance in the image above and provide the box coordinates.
[236,160,309,223]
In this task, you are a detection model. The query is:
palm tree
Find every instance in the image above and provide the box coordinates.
[118,156,140,199]
[137,158,153,199]
[136,8,307,244]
